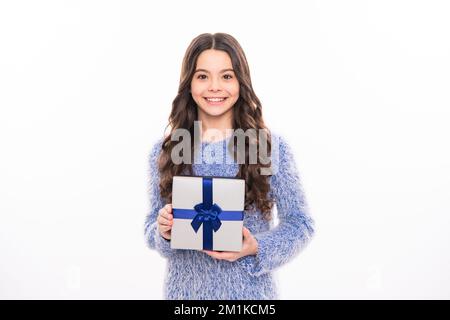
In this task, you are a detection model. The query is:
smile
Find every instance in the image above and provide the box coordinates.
[205,97,227,102]
[204,97,228,105]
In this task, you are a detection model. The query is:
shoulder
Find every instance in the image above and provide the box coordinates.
[267,132,307,203]
[148,135,167,173]
[149,132,171,161]
[268,130,297,174]
[149,137,164,158]
[265,130,292,153]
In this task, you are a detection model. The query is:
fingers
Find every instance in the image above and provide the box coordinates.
[158,224,172,233]
[242,227,258,255]
[242,226,250,237]
[242,226,253,242]
[203,250,239,262]
[157,213,172,226]
[202,227,253,261]
[157,204,173,235]
[159,204,173,220]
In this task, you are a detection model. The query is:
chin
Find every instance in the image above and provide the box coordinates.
[199,105,232,117]
[202,110,229,117]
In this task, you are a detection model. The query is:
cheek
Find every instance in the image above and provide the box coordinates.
[190,88,205,101]
[222,82,239,98]
[191,89,201,98]
[230,86,240,99]
[230,82,240,96]
[190,81,204,96]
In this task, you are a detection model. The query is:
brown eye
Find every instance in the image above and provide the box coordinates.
[197,74,207,79]
[224,74,233,79]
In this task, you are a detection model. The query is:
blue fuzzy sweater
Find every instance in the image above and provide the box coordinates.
[144,133,315,300]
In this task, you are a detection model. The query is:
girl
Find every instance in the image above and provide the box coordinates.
[144,33,315,299]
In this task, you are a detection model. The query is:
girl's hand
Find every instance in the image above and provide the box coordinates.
[203,227,258,262]
[157,204,173,240]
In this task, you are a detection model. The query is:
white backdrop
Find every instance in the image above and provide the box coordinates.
[1,0,449,299]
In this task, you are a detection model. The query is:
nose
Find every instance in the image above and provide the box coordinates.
[208,76,221,92]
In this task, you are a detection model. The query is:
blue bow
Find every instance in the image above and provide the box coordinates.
[191,202,223,234]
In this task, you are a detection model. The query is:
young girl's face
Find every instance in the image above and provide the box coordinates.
[190,49,240,121]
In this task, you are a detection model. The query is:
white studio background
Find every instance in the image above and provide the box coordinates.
[0,0,449,299]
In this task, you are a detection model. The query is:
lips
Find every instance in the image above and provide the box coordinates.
[204,97,228,105]
[204,97,227,102]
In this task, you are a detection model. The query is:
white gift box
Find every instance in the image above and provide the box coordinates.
[170,176,245,252]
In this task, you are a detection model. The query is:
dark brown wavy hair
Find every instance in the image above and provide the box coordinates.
[158,32,274,220]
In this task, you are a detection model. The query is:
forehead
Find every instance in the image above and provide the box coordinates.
[195,49,233,71]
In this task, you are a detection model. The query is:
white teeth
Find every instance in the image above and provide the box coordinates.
[206,98,225,102]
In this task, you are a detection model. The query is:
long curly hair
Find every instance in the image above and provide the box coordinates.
[158,32,274,220]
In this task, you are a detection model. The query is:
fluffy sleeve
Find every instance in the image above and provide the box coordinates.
[238,134,315,276]
[143,137,176,259]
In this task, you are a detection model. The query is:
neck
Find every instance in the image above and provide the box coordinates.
[198,110,234,142]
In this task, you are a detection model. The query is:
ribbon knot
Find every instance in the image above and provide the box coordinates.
[191,203,222,233]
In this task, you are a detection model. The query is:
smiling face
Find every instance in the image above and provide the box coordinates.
[190,49,240,121]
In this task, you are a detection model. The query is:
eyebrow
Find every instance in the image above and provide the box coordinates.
[194,68,234,73]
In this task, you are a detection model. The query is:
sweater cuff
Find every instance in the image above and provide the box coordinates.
[237,233,270,277]
[147,222,174,258]
[156,233,173,256]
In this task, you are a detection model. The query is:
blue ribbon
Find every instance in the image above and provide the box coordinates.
[173,177,243,250]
